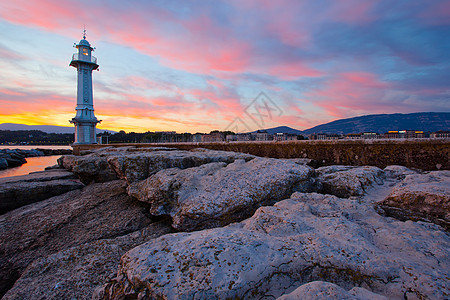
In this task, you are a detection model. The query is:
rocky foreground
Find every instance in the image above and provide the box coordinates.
[0,146,448,299]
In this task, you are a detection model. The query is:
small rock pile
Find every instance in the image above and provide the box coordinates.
[0,149,43,169]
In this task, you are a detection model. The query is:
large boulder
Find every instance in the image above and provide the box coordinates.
[277,281,387,300]
[0,169,84,214]
[107,148,256,184]
[0,150,26,168]
[98,193,449,299]
[0,180,155,297]
[57,154,118,184]
[0,158,7,170]
[2,221,173,300]
[58,147,255,185]
[128,158,314,231]
[316,166,385,198]
[376,171,450,230]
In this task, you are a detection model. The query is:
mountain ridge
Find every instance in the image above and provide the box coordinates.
[254,112,449,135]
[301,112,449,135]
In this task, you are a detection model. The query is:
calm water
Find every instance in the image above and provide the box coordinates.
[0,156,62,178]
[0,146,72,178]
[0,145,71,150]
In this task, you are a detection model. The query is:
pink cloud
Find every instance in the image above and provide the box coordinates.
[305,71,392,117]
[418,1,450,25]
[0,0,78,31]
[0,0,322,80]
[264,61,323,80]
[0,88,26,97]
[326,0,378,24]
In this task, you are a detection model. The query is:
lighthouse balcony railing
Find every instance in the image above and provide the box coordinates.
[72,53,97,64]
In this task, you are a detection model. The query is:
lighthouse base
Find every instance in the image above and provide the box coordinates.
[71,119,100,145]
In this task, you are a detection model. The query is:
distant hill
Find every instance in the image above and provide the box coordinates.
[301,112,450,135]
[0,123,116,134]
[252,126,303,135]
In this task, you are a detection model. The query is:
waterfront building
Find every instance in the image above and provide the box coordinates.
[226,134,237,142]
[273,133,298,141]
[201,132,224,142]
[69,31,101,144]
[361,132,378,139]
[255,130,269,141]
[346,133,362,139]
[430,131,450,138]
[236,133,251,141]
[309,133,341,140]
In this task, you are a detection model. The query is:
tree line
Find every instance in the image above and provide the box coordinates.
[0,130,74,145]
[0,130,232,145]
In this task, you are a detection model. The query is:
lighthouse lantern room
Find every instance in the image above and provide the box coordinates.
[69,30,101,144]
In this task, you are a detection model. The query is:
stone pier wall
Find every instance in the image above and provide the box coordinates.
[72,139,449,171]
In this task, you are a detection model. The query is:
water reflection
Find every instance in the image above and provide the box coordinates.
[0,156,61,178]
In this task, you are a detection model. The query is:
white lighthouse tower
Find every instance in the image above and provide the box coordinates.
[69,30,101,144]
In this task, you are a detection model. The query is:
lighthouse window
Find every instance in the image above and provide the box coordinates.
[82,48,88,55]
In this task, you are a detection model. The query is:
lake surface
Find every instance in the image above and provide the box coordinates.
[0,156,62,178]
[0,146,72,178]
[0,145,71,150]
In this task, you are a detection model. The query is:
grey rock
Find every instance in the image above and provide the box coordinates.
[99,192,449,299]
[58,147,255,185]
[0,169,78,184]
[0,180,153,297]
[0,150,27,167]
[285,158,313,165]
[57,155,118,185]
[277,281,387,300]
[316,165,385,198]
[5,157,26,168]
[44,164,63,170]
[376,170,450,230]
[0,170,84,214]
[3,221,173,300]
[129,158,314,231]
[0,158,7,170]
[383,165,418,180]
[108,148,256,184]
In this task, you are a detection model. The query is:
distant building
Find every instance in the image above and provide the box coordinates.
[346,133,361,139]
[383,130,426,139]
[226,134,236,141]
[309,133,341,140]
[430,130,450,138]
[361,132,378,139]
[273,133,298,141]
[192,133,203,143]
[236,133,251,141]
[255,130,269,141]
[405,130,424,138]
[201,132,224,142]
[384,131,400,139]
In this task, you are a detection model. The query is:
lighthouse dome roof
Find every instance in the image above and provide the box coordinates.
[79,39,90,46]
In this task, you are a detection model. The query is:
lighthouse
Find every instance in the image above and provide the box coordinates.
[69,30,101,144]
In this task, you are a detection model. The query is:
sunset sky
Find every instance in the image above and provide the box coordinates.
[0,0,449,133]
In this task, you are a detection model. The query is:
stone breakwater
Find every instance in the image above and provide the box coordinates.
[0,148,72,170]
[72,139,450,171]
[0,146,448,299]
